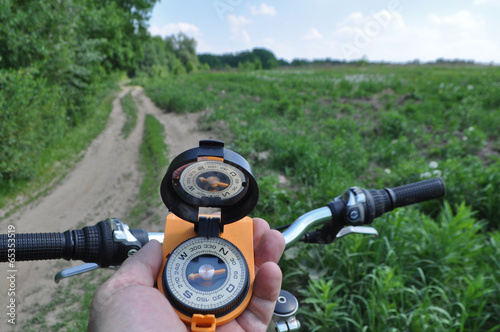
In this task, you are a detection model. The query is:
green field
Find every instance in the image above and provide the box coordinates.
[136,64,500,331]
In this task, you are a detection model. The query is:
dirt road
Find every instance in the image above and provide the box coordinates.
[0,85,219,328]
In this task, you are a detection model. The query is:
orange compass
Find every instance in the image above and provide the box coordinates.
[157,140,259,330]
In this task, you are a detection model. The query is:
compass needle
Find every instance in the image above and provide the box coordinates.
[188,268,227,281]
[198,176,230,189]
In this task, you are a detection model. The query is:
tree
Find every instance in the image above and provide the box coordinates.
[198,54,222,69]
[165,33,199,72]
[251,48,278,69]
[198,48,279,71]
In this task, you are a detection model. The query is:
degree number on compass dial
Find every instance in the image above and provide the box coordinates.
[163,237,250,317]
[173,160,248,206]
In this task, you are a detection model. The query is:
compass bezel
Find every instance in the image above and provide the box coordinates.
[163,236,250,318]
[160,140,259,225]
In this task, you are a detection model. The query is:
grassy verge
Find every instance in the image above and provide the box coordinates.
[139,65,500,331]
[0,80,120,216]
[120,92,138,138]
[126,114,169,227]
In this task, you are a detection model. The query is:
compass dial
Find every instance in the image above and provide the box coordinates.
[163,237,250,317]
[173,160,248,206]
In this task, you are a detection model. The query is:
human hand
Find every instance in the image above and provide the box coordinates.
[88,217,286,331]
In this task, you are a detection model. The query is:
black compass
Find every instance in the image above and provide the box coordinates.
[160,140,259,225]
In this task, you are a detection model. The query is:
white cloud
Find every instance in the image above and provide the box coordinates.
[474,0,500,4]
[442,11,485,30]
[148,22,200,38]
[301,28,323,41]
[426,13,442,24]
[339,12,364,26]
[249,3,277,16]
[227,14,252,35]
[332,10,405,59]
[241,30,252,45]
[227,15,252,46]
[227,14,252,27]
[345,10,495,63]
[427,11,486,31]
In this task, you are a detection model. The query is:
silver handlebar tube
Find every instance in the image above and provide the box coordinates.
[281,207,332,249]
[146,208,335,249]
[148,232,165,243]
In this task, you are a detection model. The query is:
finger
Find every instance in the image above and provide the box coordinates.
[109,240,164,289]
[252,217,270,249]
[235,262,282,330]
[254,228,285,268]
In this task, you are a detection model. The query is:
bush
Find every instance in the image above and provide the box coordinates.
[140,77,208,113]
[0,68,66,179]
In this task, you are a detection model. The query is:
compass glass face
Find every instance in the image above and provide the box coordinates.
[164,237,249,316]
[186,255,228,292]
[174,160,248,206]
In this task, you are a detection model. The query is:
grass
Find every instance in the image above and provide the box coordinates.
[22,269,112,331]
[120,92,138,138]
[138,64,500,331]
[0,80,119,215]
[139,66,500,226]
[126,114,169,227]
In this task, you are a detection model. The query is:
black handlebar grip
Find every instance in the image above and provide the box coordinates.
[363,178,446,222]
[0,232,70,262]
[0,220,114,266]
[387,178,446,209]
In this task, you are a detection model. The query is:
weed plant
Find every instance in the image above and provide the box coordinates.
[139,65,500,331]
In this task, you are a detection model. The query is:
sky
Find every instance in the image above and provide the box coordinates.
[148,0,500,64]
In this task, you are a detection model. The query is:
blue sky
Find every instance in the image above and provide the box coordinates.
[148,0,500,63]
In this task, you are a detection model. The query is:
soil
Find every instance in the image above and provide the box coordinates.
[0,85,220,329]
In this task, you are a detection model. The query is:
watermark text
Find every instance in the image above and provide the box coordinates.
[6,225,16,325]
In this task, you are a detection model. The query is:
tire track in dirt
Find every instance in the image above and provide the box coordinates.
[0,85,219,329]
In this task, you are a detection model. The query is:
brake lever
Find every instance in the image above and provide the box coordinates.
[54,263,111,283]
[336,226,378,238]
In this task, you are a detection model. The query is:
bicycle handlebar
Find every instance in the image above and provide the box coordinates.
[283,178,445,248]
[0,178,445,265]
[0,218,149,267]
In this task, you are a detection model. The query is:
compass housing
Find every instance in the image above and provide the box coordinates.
[157,213,256,327]
[160,140,259,225]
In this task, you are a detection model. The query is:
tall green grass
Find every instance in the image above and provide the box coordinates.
[0,78,120,214]
[139,66,500,227]
[120,92,138,138]
[126,114,169,227]
[139,65,500,330]
[289,203,500,331]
